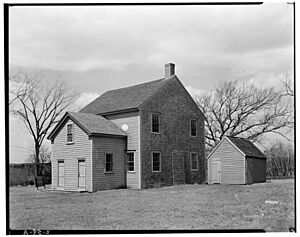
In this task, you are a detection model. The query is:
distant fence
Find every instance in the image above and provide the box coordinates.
[9,163,51,186]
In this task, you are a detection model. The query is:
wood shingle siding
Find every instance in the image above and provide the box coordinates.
[51,118,92,191]
[49,64,207,191]
[208,138,245,184]
[92,137,126,191]
[140,77,205,188]
[105,111,141,189]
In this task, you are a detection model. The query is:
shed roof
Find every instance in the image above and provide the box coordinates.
[47,112,126,140]
[226,136,266,158]
[80,77,173,114]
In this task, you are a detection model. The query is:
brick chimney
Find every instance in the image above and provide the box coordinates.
[165,63,175,78]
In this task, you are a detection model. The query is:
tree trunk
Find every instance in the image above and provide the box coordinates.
[35,144,40,189]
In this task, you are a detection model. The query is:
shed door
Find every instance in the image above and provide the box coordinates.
[212,160,221,184]
[78,160,86,188]
[58,161,64,187]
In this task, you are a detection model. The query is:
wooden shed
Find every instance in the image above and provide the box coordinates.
[207,136,266,185]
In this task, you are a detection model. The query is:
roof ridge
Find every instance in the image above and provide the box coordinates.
[68,112,126,136]
[226,136,266,158]
[104,77,165,93]
[80,76,174,114]
[138,76,175,108]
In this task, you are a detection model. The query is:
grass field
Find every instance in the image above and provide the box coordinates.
[9,179,295,231]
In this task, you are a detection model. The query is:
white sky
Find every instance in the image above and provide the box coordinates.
[8,3,294,163]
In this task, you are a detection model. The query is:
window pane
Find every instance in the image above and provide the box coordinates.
[106,154,113,172]
[67,134,73,143]
[191,120,197,136]
[152,114,160,133]
[127,153,134,171]
[67,124,73,134]
[152,152,160,171]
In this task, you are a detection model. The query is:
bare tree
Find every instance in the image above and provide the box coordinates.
[196,80,293,148]
[10,71,76,186]
[27,145,51,164]
[281,75,294,97]
[264,141,294,177]
[9,71,31,108]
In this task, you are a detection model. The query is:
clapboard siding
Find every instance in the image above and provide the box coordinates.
[92,137,126,191]
[51,118,92,191]
[246,157,266,183]
[105,111,140,189]
[208,138,245,184]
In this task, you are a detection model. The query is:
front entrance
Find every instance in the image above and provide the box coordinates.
[212,160,221,184]
[172,151,185,185]
[78,160,86,188]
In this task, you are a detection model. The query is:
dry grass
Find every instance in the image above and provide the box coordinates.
[9,179,294,231]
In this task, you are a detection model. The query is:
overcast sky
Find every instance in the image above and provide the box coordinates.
[9,3,294,163]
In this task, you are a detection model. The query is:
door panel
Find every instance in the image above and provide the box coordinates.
[172,151,185,185]
[58,161,64,187]
[78,160,86,188]
[212,161,221,184]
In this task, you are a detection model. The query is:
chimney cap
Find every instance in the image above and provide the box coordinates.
[165,63,175,78]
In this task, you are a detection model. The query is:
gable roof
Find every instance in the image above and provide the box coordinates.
[47,112,126,140]
[207,136,266,159]
[226,136,266,158]
[80,77,173,114]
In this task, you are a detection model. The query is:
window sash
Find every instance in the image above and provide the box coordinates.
[191,120,197,136]
[105,154,113,172]
[67,134,73,143]
[152,114,160,133]
[127,153,134,172]
[67,124,73,142]
[67,124,73,134]
[152,152,161,172]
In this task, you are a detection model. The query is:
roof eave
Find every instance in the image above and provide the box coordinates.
[47,112,92,141]
[207,136,246,159]
[89,133,127,138]
[47,112,69,140]
[245,155,267,159]
[99,108,139,116]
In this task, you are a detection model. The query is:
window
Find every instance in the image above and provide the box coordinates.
[127,153,134,172]
[67,124,73,143]
[152,152,161,172]
[105,154,113,172]
[190,119,197,136]
[190,153,198,171]
[152,113,160,133]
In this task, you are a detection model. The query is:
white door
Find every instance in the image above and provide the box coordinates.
[78,160,86,188]
[212,160,221,184]
[58,161,64,187]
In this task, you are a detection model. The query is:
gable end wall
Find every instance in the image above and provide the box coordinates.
[51,118,92,191]
[140,78,205,188]
[208,138,245,184]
